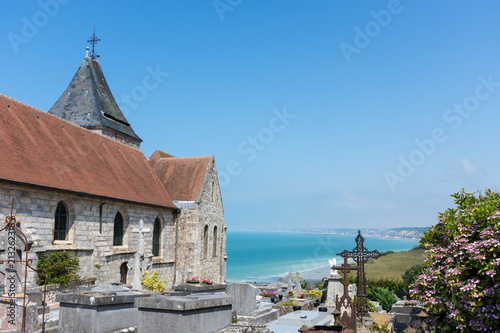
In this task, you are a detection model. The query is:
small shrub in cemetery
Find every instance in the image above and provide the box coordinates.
[142,270,166,292]
[369,322,389,332]
[367,286,397,311]
[36,251,80,285]
[367,300,379,313]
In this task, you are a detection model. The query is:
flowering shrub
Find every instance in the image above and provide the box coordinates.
[410,189,500,332]
[260,289,278,298]
[142,270,166,293]
[186,276,200,283]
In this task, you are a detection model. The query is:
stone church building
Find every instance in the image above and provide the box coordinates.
[0,50,227,288]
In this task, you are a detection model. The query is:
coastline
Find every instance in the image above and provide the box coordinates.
[226,231,420,284]
[232,230,423,241]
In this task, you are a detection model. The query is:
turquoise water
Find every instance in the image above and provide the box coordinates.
[226,232,419,282]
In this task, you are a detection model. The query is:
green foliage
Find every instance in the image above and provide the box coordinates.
[411,189,500,332]
[367,300,378,313]
[142,270,166,292]
[367,286,397,311]
[36,251,79,285]
[369,322,389,332]
[313,280,325,290]
[402,264,423,292]
[367,278,404,292]
[382,250,394,256]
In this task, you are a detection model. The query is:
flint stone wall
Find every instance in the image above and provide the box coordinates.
[0,182,175,287]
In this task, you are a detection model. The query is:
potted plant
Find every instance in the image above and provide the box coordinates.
[186,276,200,284]
[202,279,213,285]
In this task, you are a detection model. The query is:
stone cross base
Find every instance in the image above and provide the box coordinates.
[325,274,342,308]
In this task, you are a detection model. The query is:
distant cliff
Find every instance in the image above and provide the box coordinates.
[265,227,428,240]
[381,227,428,240]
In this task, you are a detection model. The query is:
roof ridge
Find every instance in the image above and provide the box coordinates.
[0,93,143,152]
[160,155,212,160]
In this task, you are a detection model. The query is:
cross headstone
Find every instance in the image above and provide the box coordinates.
[331,253,358,332]
[337,230,381,320]
[294,272,304,297]
[131,219,150,290]
[286,272,294,295]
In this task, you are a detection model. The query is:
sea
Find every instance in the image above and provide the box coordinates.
[226,231,419,283]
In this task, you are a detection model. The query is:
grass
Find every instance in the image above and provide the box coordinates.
[349,247,426,281]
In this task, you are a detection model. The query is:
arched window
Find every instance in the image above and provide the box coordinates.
[203,225,209,258]
[153,217,161,257]
[113,212,124,246]
[213,226,218,257]
[54,201,68,241]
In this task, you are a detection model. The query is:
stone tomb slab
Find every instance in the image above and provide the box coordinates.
[276,310,330,327]
[174,283,226,294]
[227,283,260,316]
[56,290,150,333]
[135,294,232,333]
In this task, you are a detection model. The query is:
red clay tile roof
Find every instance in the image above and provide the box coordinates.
[149,150,211,201]
[0,94,176,209]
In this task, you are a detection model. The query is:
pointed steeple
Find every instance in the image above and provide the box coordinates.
[48,50,142,148]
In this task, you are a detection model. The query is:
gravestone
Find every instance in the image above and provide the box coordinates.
[227,283,260,316]
[277,277,287,292]
[286,272,294,295]
[294,272,304,297]
[135,294,233,333]
[57,288,150,333]
[131,219,150,290]
[337,230,381,320]
[331,253,358,332]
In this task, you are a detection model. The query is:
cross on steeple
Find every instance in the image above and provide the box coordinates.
[86,25,101,60]
[337,230,382,320]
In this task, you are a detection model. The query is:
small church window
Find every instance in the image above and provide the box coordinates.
[203,225,209,258]
[213,226,218,257]
[54,201,68,241]
[113,212,124,246]
[152,217,161,257]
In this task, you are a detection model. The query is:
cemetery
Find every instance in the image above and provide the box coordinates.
[1,203,428,333]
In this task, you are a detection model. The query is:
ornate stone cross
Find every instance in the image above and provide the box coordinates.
[132,219,150,289]
[294,272,304,297]
[337,230,381,320]
[132,219,151,257]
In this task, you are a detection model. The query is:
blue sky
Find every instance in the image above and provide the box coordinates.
[1,1,500,230]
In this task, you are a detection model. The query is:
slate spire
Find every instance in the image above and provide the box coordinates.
[48,49,142,148]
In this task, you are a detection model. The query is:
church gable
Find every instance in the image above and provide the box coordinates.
[148,150,211,203]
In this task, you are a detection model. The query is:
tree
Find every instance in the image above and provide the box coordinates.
[410,189,500,332]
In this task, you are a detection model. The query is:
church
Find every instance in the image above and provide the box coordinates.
[0,47,227,288]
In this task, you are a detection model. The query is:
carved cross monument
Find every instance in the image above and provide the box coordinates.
[337,230,382,320]
[331,253,358,332]
[294,272,304,297]
[132,219,150,289]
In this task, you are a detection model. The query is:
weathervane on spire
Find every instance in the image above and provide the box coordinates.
[86,24,101,60]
